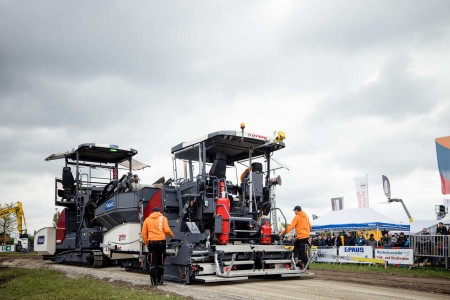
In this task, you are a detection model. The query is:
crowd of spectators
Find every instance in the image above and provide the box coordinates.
[282,223,449,247]
[281,223,449,268]
[414,222,449,267]
[378,232,411,247]
[306,230,413,248]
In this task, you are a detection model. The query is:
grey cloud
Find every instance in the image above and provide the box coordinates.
[337,128,439,177]
[315,54,440,120]
[2,0,448,109]
[283,1,450,52]
[1,1,450,231]
[0,1,254,87]
[295,53,446,177]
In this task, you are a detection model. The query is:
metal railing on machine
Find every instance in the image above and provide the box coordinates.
[410,235,449,270]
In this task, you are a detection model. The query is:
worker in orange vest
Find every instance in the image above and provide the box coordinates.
[141,207,174,286]
[279,205,311,268]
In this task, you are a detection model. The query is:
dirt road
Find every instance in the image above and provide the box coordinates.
[1,257,449,300]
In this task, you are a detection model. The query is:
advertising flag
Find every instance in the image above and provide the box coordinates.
[382,175,391,199]
[436,136,450,194]
[354,175,369,208]
[331,197,344,211]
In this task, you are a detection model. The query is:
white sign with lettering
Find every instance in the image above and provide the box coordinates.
[338,246,374,263]
[313,247,338,263]
[375,248,414,265]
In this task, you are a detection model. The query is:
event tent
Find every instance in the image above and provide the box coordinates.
[409,220,440,234]
[311,208,410,231]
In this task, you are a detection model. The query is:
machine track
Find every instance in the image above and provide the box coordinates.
[91,250,104,268]
[53,249,105,268]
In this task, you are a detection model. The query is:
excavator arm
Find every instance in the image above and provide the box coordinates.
[0,201,27,235]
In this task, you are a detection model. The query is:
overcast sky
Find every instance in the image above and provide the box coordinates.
[1,0,450,234]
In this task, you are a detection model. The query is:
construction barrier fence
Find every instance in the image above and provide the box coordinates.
[311,235,449,269]
[410,234,449,269]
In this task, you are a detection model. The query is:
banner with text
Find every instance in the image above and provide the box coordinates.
[375,248,414,265]
[311,247,339,263]
[354,175,369,208]
[338,246,374,263]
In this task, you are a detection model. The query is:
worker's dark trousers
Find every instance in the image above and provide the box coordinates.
[148,240,166,285]
[294,238,309,264]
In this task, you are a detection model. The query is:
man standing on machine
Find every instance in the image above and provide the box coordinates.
[142,207,174,286]
[279,205,311,268]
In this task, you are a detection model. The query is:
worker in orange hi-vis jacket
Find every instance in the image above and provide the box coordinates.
[141,207,174,286]
[279,205,311,268]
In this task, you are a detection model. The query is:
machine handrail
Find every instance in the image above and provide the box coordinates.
[270,207,287,244]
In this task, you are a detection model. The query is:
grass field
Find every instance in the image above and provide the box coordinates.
[0,267,185,300]
[310,262,450,279]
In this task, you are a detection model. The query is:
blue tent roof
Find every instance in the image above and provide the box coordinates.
[311,208,410,231]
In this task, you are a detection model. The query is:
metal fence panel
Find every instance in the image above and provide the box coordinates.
[411,235,447,257]
[411,234,448,269]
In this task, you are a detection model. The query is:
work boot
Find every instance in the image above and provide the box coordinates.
[150,277,158,286]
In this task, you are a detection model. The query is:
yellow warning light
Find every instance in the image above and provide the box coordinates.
[275,131,286,143]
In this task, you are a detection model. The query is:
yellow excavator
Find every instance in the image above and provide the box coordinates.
[0,201,28,252]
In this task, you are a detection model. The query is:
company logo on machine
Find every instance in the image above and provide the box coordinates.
[118,234,126,241]
[37,235,45,245]
[247,133,268,141]
[105,200,115,211]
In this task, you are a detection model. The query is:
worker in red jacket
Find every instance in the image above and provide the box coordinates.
[279,205,311,268]
[141,207,174,286]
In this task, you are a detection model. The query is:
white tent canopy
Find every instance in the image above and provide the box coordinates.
[409,220,440,234]
[312,208,410,232]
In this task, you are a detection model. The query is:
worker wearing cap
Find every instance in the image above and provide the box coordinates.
[141,207,174,286]
[279,205,311,268]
